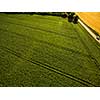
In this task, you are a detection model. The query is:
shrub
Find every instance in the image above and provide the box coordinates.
[73,15,79,24]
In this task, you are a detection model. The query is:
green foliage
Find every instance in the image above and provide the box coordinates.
[73,15,79,24]
[0,14,100,86]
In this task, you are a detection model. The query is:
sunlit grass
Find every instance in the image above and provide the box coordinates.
[0,14,100,86]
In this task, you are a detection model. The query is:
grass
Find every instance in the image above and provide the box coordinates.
[0,13,100,86]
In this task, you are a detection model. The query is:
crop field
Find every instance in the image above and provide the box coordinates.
[76,12,100,35]
[0,13,100,86]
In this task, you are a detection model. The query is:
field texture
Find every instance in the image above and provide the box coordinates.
[76,12,100,35]
[0,14,100,86]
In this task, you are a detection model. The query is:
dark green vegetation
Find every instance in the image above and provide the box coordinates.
[0,13,100,86]
[67,12,79,24]
[3,12,65,17]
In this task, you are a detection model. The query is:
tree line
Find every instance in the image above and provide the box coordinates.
[1,12,79,24]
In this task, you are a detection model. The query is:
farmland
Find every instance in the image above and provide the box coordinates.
[76,12,100,35]
[0,13,100,86]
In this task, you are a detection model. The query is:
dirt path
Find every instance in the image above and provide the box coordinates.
[78,19,100,44]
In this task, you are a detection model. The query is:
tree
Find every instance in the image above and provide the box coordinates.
[68,13,75,22]
[73,15,79,24]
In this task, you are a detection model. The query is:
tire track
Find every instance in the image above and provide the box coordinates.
[0,28,92,59]
[0,17,76,40]
[31,47,83,68]
[0,31,85,71]
[0,46,96,86]
[78,24,100,69]
[0,28,85,68]
[72,23,100,70]
[0,48,64,86]
[0,18,71,39]
[0,55,63,87]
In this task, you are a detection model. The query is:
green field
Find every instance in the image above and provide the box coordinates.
[0,14,100,86]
